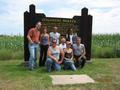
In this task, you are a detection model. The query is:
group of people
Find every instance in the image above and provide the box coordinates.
[27,21,86,72]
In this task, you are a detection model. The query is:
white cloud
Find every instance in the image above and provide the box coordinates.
[47,8,80,18]
[0,0,120,35]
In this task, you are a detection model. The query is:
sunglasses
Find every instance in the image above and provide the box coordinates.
[52,42,57,43]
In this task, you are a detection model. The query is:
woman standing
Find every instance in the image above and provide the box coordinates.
[39,26,50,66]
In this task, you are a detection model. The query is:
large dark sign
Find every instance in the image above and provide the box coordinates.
[24,4,93,61]
[41,18,78,36]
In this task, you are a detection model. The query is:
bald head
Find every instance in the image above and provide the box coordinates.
[76,37,81,44]
[53,26,58,33]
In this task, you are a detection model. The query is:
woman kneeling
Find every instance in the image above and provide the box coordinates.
[64,41,76,71]
[45,39,64,72]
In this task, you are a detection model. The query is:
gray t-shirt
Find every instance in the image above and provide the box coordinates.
[48,46,60,60]
[73,44,85,56]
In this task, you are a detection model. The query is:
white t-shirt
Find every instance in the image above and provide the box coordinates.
[50,32,60,45]
[59,43,66,50]
[70,35,73,44]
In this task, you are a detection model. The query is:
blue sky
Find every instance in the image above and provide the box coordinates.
[0,0,120,35]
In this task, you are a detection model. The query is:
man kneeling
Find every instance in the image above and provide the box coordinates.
[45,39,64,72]
[73,37,86,68]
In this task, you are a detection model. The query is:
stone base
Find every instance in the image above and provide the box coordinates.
[50,75,95,85]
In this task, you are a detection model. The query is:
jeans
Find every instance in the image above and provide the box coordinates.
[45,58,61,72]
[28,43,39,70]
[64,60,76,71]
[74,55,86,68]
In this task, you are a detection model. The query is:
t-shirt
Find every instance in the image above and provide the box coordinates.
[50,32,60,45]
[73,44,85,56]
[59,43,66,50]
[70,35,73,44]
[27,28,40,43]
[48,46,60,60]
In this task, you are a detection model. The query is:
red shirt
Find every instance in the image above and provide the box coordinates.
[28,28,40,43]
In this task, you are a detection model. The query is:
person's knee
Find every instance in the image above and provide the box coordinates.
[46,58,52,63]
[55,65,61,71]
[45,59,53,72]
[72,65,77,71]
[45,58,53,66]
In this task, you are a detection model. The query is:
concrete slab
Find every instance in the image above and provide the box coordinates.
[50,75,95,85]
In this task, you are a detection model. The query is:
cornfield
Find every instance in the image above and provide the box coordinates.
[0,35,24,60]
[92,34,120,47]
[0,35,23,50]
[92,34,120,58]
[0,34,120,60]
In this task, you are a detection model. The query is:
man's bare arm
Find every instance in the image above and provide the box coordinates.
[27,35,33,44]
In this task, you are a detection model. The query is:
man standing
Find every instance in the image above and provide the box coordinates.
[27,21,41,70]
[73,37,86,68]
[66,28,77,44]
[50,26,60,45]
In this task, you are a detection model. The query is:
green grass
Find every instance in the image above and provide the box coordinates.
[0,58,120,90]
